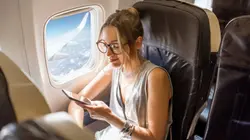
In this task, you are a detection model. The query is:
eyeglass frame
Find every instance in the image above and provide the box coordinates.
[96,40,127,55]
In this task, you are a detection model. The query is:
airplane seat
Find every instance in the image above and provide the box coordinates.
[133,0,217,139]
[212,0,250,31]
[0,112,95,140]
[0,68,16,129]
[191,0,250,136]
[0,51,50,129]
[203,15,250,140]
[190,9,221,137]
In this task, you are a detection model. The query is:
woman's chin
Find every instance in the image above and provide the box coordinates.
[110,61,121,68]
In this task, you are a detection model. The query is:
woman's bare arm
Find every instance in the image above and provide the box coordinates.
[68,64,113,128]
[78,64,113,99]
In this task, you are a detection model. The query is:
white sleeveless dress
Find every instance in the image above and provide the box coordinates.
[95,60,173,140]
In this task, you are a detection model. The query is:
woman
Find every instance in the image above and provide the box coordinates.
[68,7,173,140]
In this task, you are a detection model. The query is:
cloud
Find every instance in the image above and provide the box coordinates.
[46,12,89,59]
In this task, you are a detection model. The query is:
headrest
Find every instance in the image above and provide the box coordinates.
[0,51,50,122]
[220,15,250,69]
[0,120,65,140]
[35,112,95,140]
[212,0,250,23]
[0,112,95,140]
[134,0,210,67]
[204,9,221,52]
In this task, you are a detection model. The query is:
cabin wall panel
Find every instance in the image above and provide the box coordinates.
[118,0,145,9]
[0,0,29,74]
[19,0,44,90]
[118,0,137,9]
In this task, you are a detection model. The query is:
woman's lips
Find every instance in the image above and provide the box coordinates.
[109,57,119,62]
[110,58,118,62]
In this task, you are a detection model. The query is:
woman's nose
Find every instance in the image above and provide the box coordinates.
[106,47,113,56]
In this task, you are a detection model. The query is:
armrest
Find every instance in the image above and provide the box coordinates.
[188,135,203,140]
[187,102,207,140]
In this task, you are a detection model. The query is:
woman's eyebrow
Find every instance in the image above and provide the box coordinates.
[110,40,118,43]
[98,39,118,43]
[98,39,105,42]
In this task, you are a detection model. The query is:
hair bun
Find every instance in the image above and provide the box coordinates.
[127,7,139,17]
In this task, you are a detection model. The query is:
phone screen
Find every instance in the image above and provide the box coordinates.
[62,89,92,105]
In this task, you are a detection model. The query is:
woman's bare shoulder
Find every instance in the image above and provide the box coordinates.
[148,67,170,82]
[147,67,172,98]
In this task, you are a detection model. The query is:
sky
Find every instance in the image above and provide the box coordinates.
[45,11,92,77]
[46,12,91,40]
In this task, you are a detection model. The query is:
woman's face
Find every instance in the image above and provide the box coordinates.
[98,26,126,68]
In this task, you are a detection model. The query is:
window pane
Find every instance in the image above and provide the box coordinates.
[45,10,92,81]
[194,0,212,9]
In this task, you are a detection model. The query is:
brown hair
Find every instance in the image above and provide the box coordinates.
[99,7,144,69]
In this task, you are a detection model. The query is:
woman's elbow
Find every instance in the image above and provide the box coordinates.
[144,130,165,140]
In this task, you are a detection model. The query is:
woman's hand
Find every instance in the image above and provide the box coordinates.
[76,100,112,122]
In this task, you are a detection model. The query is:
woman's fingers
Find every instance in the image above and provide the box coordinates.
[75,102,94,109]
[84,105,96,110]
[75,100,107,111]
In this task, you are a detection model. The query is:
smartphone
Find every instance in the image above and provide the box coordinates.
[62,89,92,105]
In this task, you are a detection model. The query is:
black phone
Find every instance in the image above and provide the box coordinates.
[62,89,92,105]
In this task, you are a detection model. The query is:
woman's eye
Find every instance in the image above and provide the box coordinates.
[112,44,120,49]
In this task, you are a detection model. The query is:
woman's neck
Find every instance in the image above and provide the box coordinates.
[122,56,145,78]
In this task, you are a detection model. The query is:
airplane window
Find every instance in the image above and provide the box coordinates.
[45,7,102,84]
[194,0,212,10]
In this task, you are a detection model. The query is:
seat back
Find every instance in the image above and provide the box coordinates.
[0,68,16,129]
[133,1,212,139]
[204,15,250,140]
[0,51,50,127]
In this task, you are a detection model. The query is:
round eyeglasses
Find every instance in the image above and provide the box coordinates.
[96,40,123,55]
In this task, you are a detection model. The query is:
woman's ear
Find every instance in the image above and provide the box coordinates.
[135,36,143,49]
